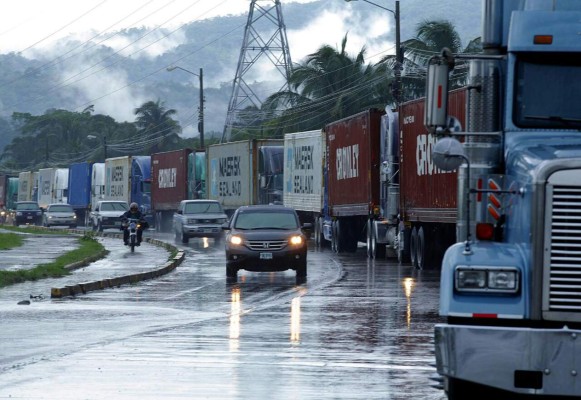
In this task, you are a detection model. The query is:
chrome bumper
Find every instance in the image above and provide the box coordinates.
[435,323,581,396]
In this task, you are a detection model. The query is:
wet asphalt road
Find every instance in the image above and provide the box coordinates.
[0,231,446,400]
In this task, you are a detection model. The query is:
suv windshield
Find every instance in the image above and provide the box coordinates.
[49,205,73,212]
[514,53,581,130]
[16,202,39,210]
[234,210,298,230]
[184,202,223,214]
[101,202,129,211]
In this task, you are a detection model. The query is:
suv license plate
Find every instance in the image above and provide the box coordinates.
[260,252,273,260]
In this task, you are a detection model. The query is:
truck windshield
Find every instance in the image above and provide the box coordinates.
[514,53,581,130]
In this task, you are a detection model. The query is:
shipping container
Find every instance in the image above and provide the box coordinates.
[151,148,192,231]
[283,129,325,224]
[91,163,105,210]
[188,151,206,199]
[325,109,383,217]
[68,162,93,224]
[399,89,466,224]
[17,171,33,202]
[206,139,284,214]
[0,174,10,208]
[37,168,56,208]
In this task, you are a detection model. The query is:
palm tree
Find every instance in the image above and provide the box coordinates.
[261,34,389,134]
[133,100,181,154]
[397,20,482,98]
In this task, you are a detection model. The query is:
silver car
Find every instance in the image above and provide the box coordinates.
[43,203,78,228]
[173,200,228,243]
[89,200,129,231]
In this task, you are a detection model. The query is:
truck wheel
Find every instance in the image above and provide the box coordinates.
[97,221,103,232]
[181,232,189,244]
[416,227,426,269]
[372,230,386,259]
[366,220,373,258]
[315,217,322,247]
[333,220,343,253]
[410,227,418,268]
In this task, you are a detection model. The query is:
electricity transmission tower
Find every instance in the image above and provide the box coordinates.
[222,0,293,142]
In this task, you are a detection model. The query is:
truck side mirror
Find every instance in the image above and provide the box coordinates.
[432,137,466,171]
[424,48,455,133]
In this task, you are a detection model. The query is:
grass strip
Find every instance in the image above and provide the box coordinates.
[0,232,24,250]
[0,234,106,288]
[0,225,71,235]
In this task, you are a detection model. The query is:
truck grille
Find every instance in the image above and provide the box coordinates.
[247,240,287,251]
[548,185,581,311]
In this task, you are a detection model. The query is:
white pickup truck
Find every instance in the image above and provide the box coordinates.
[172,200,228,243]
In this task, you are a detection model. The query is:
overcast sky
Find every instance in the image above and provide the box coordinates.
[0,1,285,52]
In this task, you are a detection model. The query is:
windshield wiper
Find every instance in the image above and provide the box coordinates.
[525,115,581,124]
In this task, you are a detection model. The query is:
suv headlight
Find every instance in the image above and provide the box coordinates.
[229,235,243,245]
[455,266,519,293]
[289,235,303,246]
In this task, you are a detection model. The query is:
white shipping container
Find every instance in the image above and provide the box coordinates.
[17,171,33,202]
[37,168,56,208]
[207,139,282,211]
[283,130,325,213]
[91,163,105,210]
[54,168,69,203]
[105,156,132,203]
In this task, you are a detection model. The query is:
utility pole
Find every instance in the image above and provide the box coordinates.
[167,66,205,149]
[345,0,401,103]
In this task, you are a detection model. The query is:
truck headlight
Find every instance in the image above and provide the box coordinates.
[455,266,519,293]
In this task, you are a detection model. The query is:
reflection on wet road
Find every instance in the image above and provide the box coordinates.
[0,234,445,399]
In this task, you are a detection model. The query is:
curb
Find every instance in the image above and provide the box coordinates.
[51,230,184,299]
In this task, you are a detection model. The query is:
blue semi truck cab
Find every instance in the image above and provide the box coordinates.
[427,1,581,398]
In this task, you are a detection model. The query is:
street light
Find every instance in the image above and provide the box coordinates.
[345,0,401,103]
[87,134,107,160]
[167,65,205,149]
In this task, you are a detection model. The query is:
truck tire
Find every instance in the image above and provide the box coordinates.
[97,220,103,232]
[181,232,189,244]
[410,227,418,268]
[331,220,339,253]
[372,230,386,259]
[417,226,426,270]
[314,217,323,247]
[366,220,373,258]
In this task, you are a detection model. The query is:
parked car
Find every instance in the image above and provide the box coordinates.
[89,200,129,231]
[43,203,77,228]
[222,205,311,280]
[173,200,228,244]
[12,201,43,226]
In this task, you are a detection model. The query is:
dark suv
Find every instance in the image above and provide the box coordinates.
[13,201,43,226]
[222,205,311,280]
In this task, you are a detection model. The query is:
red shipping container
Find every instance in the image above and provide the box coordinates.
[325,109,384,217]
[151,148,192,212]
[399,88,466,224]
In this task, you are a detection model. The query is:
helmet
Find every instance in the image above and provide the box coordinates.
[130,202,139,211]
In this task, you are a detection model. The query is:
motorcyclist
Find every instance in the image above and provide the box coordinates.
[121,202,147,246]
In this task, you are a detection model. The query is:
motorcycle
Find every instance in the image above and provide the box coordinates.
[122,217,142,253]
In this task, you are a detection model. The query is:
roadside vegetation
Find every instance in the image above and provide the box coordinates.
[0,230,106,288]
[0,232,24,250]
[0,225,72,235]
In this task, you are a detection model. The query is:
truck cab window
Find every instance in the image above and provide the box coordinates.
[514,53,581,130]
